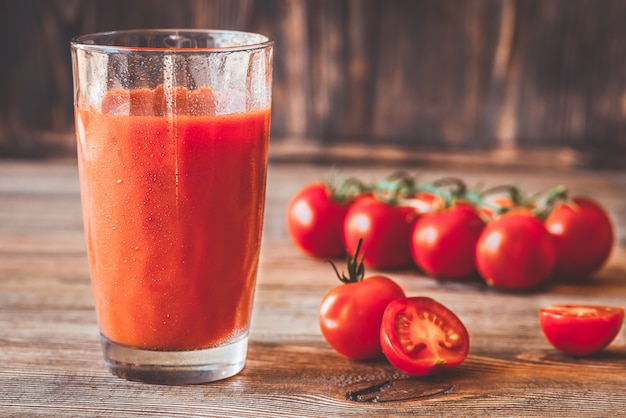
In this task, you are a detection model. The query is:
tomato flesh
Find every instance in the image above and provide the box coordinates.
[380,297,470,376]
[539,305,624,356]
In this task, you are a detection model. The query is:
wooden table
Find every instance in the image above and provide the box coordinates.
[1,159,625,417]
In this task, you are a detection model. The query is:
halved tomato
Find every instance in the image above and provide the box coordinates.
[380,297,470,376]
[539,305,624,356]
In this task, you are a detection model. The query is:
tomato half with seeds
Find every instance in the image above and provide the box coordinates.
[380,297,470,376]
[539,305,624,356]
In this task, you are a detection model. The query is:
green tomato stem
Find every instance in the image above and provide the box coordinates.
[327,237,366,284]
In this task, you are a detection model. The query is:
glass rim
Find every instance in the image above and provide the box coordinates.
[71,28,273,53]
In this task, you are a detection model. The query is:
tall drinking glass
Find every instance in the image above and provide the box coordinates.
[71,29,273,384]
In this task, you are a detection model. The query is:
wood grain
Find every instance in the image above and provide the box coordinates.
[2,0,626,167]
[1,160,625,417]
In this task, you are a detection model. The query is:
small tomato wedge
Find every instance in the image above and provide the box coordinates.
[319,239,406,360]
[380,297,470,376]
[539,305,625,356]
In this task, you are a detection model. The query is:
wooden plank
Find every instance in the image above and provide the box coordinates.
[3,0,626,163]
[1,160,626,416]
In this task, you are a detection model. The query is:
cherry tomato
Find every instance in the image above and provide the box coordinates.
[287,182,357,258]
[319,239,406,360]
[545,196,614,280]
[539,305,624,356]
[475,211,556,291]
[380,297,470,376]
[411,203,485,279]
[343,196,418,269]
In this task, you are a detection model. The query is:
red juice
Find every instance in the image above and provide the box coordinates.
[76,87,270,350]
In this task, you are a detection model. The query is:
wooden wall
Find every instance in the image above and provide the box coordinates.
[1,0,626,168]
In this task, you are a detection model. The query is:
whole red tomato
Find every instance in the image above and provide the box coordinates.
[475,211,556,291]
[539,305,624,356]
[411,203,485,279]
[380,297,470,376]
[319,239,406,360]
[287,181,360,258]
[544,196,614,280]
[343,196,418,269]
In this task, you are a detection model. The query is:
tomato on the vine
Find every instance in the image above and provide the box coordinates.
[287,179,362,258]
[319,239,406,360]
[411,202,485,280]
[539,305,624,356]
[475,211,556,291]
[403,191,442,215]
[380,297,470,376]
[545,196,614,280]
[343,196,418,269]
[476,184,534,220]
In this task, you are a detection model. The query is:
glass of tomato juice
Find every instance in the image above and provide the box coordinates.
[70,30,273,384]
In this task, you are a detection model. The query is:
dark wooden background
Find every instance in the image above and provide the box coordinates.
[1,0,626,169]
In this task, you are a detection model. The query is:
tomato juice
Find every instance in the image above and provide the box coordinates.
[76,87,270,351]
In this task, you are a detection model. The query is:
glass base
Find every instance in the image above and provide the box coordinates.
[100,333,248,385]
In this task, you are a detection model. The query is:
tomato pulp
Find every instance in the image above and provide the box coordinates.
[380,297,470,376]
[76,87,270,351]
